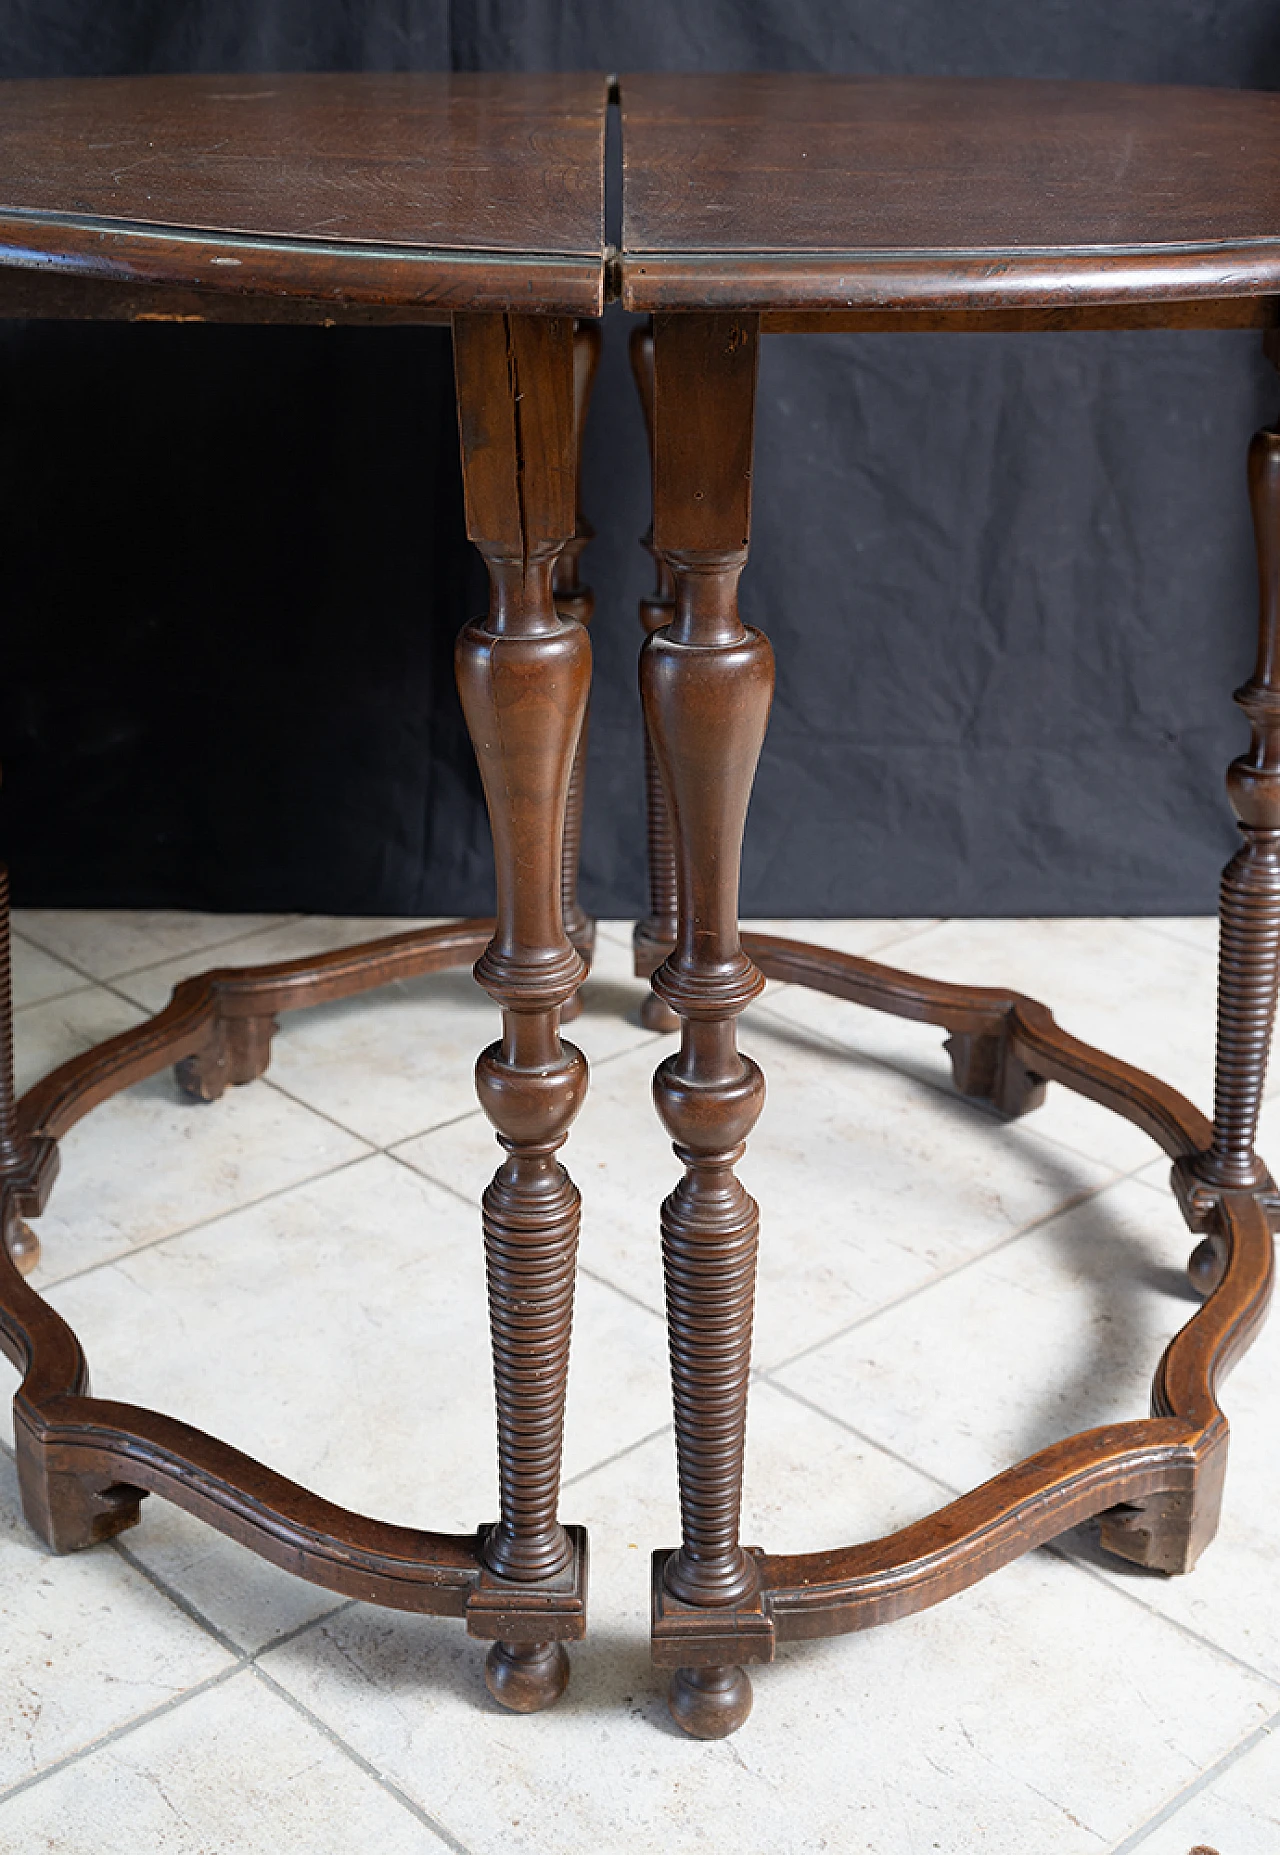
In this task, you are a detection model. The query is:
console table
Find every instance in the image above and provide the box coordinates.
[0,70,1276,1746]
[0,71,607,1716]
[618,73,1279,1737]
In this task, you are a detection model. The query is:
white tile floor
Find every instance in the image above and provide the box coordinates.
[2,909,1277,1854]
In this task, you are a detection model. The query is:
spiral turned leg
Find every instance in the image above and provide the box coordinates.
[555,319,602,1023]
[0,867,39,1275]
[1181,386,1280,1293]
[629,321,681,1033]
[644,312,776,1736]
[453,310,591,1709]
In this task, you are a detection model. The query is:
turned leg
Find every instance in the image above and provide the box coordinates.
[629,320,681,1032]
[1181,340,1280,1292]
[0,867,39,1274]
[644,313,775,1737]
[555,319,603,1022]
[453,311,589,1712]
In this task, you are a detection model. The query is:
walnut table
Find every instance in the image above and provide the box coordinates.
[0,72,607,1715]
[618,73,1280,1737]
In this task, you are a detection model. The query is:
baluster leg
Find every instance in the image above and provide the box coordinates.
[643,313,775,1737]
[452,312,590,1712]
[630,320,681,1032]
[1180,336,1280,1290]
[555,319,602,1021]
[0,867,39,1274]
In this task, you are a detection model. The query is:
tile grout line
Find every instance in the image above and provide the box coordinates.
[1044,1539,1280,1696]
[762,1377,1280,1699]
[0,1662,245,1808]
[757,1164,1148,1379]
[30,1149,379,1293]
[12,914,308,987]
[562,1420,673,1490]
[250,1663,477,1855]
[1107,1705,1280,1854]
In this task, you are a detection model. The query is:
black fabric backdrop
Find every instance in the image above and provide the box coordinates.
[3,3,1280,918]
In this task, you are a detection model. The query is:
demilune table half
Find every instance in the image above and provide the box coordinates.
[0,71,609,1718]
[617,74,1278,1737]
[0,70,1276,1745]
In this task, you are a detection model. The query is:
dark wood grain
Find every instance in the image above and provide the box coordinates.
[453,310,591,1712]
[643,311,774,1739]
[0,73,607,315]
[620,75,1280,312]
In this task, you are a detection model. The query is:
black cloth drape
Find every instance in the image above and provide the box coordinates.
[3,2,1278,916]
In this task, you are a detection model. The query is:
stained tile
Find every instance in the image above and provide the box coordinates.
[759,916,1219,1171]
[400,1005,1114,1366]
[0,1450,232,1793]
[0,1670,453,1853]
[24,1070,370,1285]
[261,1385,1278,1855]
[12,909,295,981]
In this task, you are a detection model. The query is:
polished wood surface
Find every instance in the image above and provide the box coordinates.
[453,310,592,1710]
[0,73,608,315]
[0,75,603,1720]
[620,75,1280,312]
[629,260,1280,1729]
[643,312,774,1737]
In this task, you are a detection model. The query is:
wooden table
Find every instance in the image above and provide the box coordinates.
[0,71,607,1717]
[618,73,1279,1737]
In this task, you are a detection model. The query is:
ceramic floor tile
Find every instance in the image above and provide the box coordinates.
[1122,1715,1280,1855]
[109,913,447,1013]
[260,1384,1278,1855]
[190,931,661,1151]
[0,1668,454,1853]
[743,915,940,957]
[1054,1277,1280,1688]
[0,1450,233,1793]
[400,1005,1114,1366]
[773,1175,1208,1490]
[12,985,148,1098]
[759,916,1218,1173]
[24,1069,370,1286]
[3,1156,669,1599]
[10,934,88,1011]
[1128,915,1219,958]
[12,909,296,981]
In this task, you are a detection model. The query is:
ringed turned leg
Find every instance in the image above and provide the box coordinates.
[630,319,681,1032]
[1179,334,1280,1294]
[453,312,590,1711]
[644,313,775,1737]
[556,318,602,1021]
[0,866,39,1273]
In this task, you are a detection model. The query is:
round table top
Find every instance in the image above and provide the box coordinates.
[619,74,1280,313]
[0,72,608,315]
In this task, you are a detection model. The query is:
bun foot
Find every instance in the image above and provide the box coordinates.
[1188,1235,1226,1298]
[668,1664,753,1739]
[6,1217,39,1275]
[484,1640,570,1713]
[640,990,681,1033]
